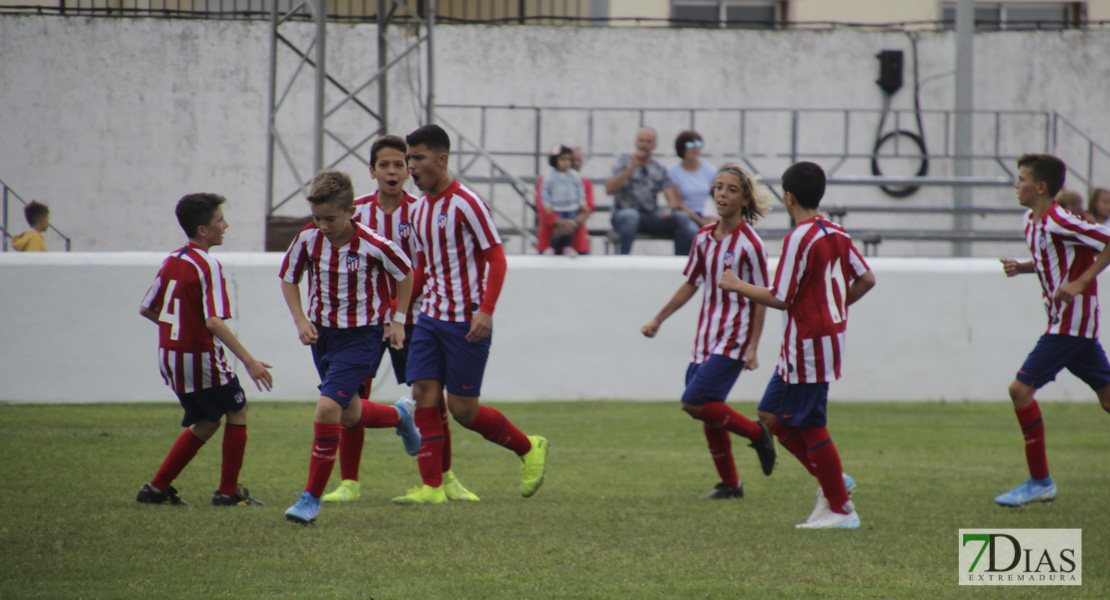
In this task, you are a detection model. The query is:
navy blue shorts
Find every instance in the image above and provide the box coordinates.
[757,370,830,428]
[406,315,491,397]
[312,324,384,409]
[682,354,745,406]
[1016,333,1110,390]
[367,323,414,385]
[176,376,246,427]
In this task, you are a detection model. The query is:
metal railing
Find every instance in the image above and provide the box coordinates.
[1,177,72,251]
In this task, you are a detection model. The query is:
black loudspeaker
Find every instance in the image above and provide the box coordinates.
[876,50,903,94]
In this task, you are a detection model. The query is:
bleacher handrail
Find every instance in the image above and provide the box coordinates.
[1,176,71,252]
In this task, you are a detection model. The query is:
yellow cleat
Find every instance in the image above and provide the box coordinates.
[443,470,480,502]
[520,435,549,498]
[391,484,447,505]
[321,479,360,502]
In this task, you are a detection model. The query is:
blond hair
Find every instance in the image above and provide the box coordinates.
[716,163,772,224]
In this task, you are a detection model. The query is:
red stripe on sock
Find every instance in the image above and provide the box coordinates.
[218,424,247,497]
[415,407,444,487]
[800,427,849,514]
[338,425,365,482]
[1016,400,1049,480]
[358,398,401,429]
[704,426,739,487]
[467,405,532,456]
[306,422,341,497]
[151,428,206,493]
[696,401,763,440]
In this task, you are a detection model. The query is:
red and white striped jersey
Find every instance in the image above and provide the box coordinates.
[354,190,423,324]
[279,220,412,328]
[771,216,870,383]
[1024,204,1110,338]
[683,221,769,364]
[141,243,236,394]
[410,179,502,322]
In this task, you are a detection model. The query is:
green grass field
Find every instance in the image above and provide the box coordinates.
[1,400,1105,599]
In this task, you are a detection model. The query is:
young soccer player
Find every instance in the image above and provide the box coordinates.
[279,170,416,525]
[137,193,273,507]
[322,135,478,503]
[392,124,547,505]
[995,153,1110,507]
[641,164,777,499]
[11,200,50,252]
[720,161,875,529]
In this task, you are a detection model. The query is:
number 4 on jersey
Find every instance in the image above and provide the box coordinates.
[158,279,182,341]
[824,259,846,325]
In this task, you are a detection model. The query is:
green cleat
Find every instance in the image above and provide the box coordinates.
[520,435,549,498]
[443,470,480,502]
[391,484,447,505]
[321,479,361,502]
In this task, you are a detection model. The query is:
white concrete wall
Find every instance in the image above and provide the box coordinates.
[2,16,1109,255]
[0,253,1101,403]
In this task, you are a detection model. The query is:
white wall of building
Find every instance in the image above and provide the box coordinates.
[0,253,1100,404]
[2,16,1109,255]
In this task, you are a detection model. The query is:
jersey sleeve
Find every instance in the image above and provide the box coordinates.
[1049,209,1110,251]
[368,232,413,282]
[749,233,770,288]
[199,255,232,321]
[771,230,803,305]
[682,234,705,286]
[459,196,502,251]
[279,231,310,284]
[846,239,871,279]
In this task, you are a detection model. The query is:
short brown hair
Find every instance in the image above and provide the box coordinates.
[1017,153,1066,197]
[175,193,225,238]
[307,170,354,208]
[1087,187,1110,217]
[370,135,407,166]
[674,130,703,159]
[24,200,49,227]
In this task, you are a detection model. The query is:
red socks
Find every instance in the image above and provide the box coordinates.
[337,426,365,481]
[306,422,341,498]
[439,395,453,473]
[704,426,739,487]
[800,427,850,514]
[695,402,763,440]
[1016,400,1049,480]
[358,398,401,428]
[415,407,445,487]
[151,428,206,493]
[218,423,247,497]
[466,405,532,456]
[769,422,817,476]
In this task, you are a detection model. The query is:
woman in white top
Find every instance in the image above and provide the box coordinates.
[668,130,719,228]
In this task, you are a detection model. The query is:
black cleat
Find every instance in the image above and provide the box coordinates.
[212,483,263,506]
[700,481,744,500]
[136,482,187,506]
[750,422,777,476]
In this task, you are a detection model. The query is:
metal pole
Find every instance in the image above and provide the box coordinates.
[378,0,389,136]
[953,0,974,256]
[314,0,327,173]
[426,0,436,124]
[265,0,278,216]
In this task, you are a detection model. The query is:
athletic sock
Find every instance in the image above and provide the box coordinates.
[415,407,445,487]
[217,423,247,497]
[695,401,764,440]
[305,422,341,498]
[337,425,365,482]
[770,422,817,476]
[1016,400,1049,480]
[439,394,453,472]
[151,428,206,493]
[466,405,532,456]
[800,427,850,514]
[704,426,739,487]
[358,398,401,429]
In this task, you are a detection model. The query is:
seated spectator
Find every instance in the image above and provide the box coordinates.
[1087,187,1110,226]
[1055,188,1085,219]
[669,130,718,228]
[536,145,592,256]
[11,200,49,252]
[605,127,697,255]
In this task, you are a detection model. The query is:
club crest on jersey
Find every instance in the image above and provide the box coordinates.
[437,214,448,229]
[398,222,412,238]
[723,251,736,268]
[1039,231,1048,253]
[346,253,360,271]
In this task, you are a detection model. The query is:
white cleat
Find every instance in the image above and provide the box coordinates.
[797,501,861,529]
[803,473,856,525]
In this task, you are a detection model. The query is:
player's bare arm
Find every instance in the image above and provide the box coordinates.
[1055,241,1110,303]
[846,270,877,306]
[139,306,159,324]
[719,270,788,310]
[465,311,493,343]
[1000,258,1035,277]
[389,271,415,350]
[206,316,274,392]
[642,282,698,338]
[280,281,318,345]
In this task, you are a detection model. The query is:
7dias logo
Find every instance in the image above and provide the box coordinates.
[959,529,1081,586]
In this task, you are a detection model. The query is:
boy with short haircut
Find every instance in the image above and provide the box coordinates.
[322,135,477,503]
[11,200,50,252]
[720,161,875,529]
[279,169,416,525]
[137,193,273,507]
[996,153,1110,507]
[641,164,777,500]
[393,123,547,505]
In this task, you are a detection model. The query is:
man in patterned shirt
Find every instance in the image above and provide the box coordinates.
[136,193,273,508]
[996,153,1110,507]
[641,164,777,501]
[605,127,697,255]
